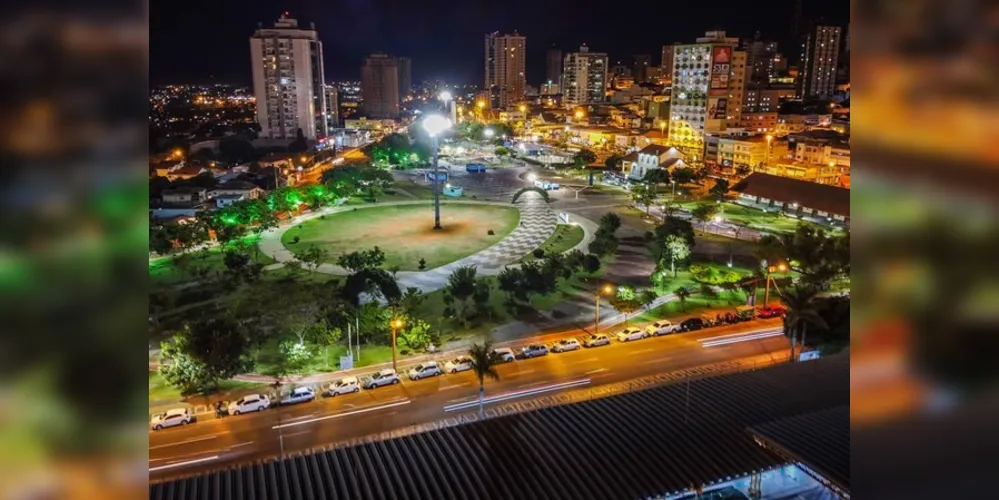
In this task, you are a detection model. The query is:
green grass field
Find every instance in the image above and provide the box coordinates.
[518,224,585,263]
[149,235,275,286]
[281,203,520,271]
[148,371,266,405]
[678,200,828,234]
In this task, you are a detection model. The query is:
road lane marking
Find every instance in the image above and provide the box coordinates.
[507,369,536,377]
[149,455,219,472]
[629,348,655,355]
[701,331,784,347]
[439,383,466,391]
[585,368,609,375]
[584,358,599,363]
[698,328,782,342]
[149,435,218,450]
[443,379,591,412]
[228,442,254,449]
[271,400,411,430]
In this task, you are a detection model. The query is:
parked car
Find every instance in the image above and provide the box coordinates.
[679,317,706,332]
[581,333,611,348]
[757,305,787,318]
[150,408,194,431]
[280,387,316,406]
[646,320,680,336]
[228,394,270,415]
[362,369,401,389]
[519,343,549,359]
[408,361,444,380]
[492,348,516,363]
[326,376,361,396]
[551,338,581,353]
[616,326,648,342]
[444,356,473,374]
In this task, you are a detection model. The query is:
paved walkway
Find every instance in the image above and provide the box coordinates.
[258,193,559,293]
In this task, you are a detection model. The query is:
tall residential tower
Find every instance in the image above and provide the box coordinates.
[361,54,400,119]
[797,25,842,99]
[249,14,328,140]
[484,32,527,109]
[562,45,608,106]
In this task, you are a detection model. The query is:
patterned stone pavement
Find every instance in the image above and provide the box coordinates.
[258,193,560,293]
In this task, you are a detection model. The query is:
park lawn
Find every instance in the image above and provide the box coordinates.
[252,340,397,379]
[650,260,757,296]
[678,200,827,234]
[149,371,266,405]
[282,203,520,271]
[389,179,436,200]
[149,235,275,286]
[518,224,585,263]
[632,288,764,324]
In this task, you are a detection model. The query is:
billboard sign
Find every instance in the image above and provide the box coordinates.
[708,98,729,119]
[710,46,732,95]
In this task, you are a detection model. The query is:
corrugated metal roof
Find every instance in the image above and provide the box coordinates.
[748,405,850,493]
[151,355,848,500]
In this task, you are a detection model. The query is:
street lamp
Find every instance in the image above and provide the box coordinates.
[519,104,527,113]
[762,262,788,309]
[595,285,614,335]
[423,114,453,230]
[575,109,584,121]
[484,128,494,138]
[390,318,404,371]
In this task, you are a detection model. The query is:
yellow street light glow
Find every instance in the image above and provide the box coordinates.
[519,104,526,113]
[778,263,788,272]
[603,285,614,295]
[574,110,584,119]
[476,101,485,108]
[391,319,404,329]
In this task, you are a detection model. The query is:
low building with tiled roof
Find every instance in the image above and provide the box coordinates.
[733,172,849,223]
[628,144,686,180]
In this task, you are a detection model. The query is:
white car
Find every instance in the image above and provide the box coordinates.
[551,338,581,353]
[362,369,400,389]
[581,333,611,348]
[280,387,316,406]
[408,361,444,380]
[444,356,473,374]
[492,348,516,363]
[326,376,360,396]
[616,326,648,342]
[228,394,270,415]
[150,408,194,431]
[646,320,681,337]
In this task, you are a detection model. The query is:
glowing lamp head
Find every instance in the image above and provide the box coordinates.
[484,128,494,137]
[439,91,452,101]
[778,263,788,272]
[391,319,404,329]
[766,134,773,141]
[422,114,452,137]
[713,216,722,223]
[476,101,485,109]
[603,285,614,295]
[575,110,584,119]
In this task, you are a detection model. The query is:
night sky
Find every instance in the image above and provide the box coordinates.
[150,0,847,86]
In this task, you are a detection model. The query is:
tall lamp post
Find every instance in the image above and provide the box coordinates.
[594,285,614,335]
[439,91,455,123]
[762,262,788,308]
[423,114,453,230]
[390,318,404,372]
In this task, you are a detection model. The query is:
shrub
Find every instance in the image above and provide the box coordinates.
[533,248,545,258]
[418,257,427,270]
[291,236,300,244]
[487,229,495,235]
[319,215,326,220]
[400,349,410,356]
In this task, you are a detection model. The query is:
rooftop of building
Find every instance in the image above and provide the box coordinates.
[213,180,261,191]
[748,405,850,493]
[735,173,850,217]
[150,354,849,500]
[638,143,674,156]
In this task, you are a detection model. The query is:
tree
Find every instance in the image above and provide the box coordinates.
[778,286,828,362]
[643,168,670,189]
[755,225,849,288]
[691,203,718,233]
[630,183,656,215]
[710,179,730,200]
[674,286,691,312]
[609,286,644,324]
[472,279,492,319]
[337,247,386,273]
[671,166,696,186]
[222,248,262,286]
[734,164,751,177]
[497,267,525,307]
[604,153,623,171]
[598,212,622,233]
[160,318,255,394]
[289,128,308,152]
[468,339,502,417]
[573,149,597,168]
[296,246,329,274]
[279,339,313,374]
[150,226,174,255]
[445,265,478,325]
[397,319,432,351]
[663,234,691,277]
[397,287,426,319]
[495,146,510,157]
[583,254,602,273]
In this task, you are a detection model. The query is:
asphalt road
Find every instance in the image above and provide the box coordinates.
[149,319,789,482]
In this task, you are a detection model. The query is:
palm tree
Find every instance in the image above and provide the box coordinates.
[674,286,691,312]
[778,286,828,362]
[468,339,502,417]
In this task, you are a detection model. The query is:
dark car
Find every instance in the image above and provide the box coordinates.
[679,317,705,332]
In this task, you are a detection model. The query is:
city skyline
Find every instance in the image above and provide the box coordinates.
[150,0,847,85]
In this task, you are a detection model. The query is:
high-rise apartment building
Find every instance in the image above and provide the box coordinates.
[546,46,563,87]
[324,84,339,129]
[633,54,651,83]
[249,14,328,140]
[562,45,608,107]
[397,57,412,98]
[661,43,677,83]
[361,54,400,119]
[667,33,741,158]
[725,50,748,127]
[484,32,527,109]
[797,25,842,99]
[743,33,780,84]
